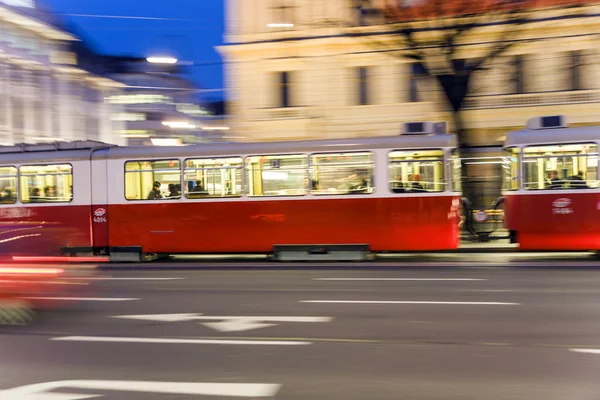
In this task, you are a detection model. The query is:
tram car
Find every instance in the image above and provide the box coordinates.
[0,123,461,261]
[503,115,600,250]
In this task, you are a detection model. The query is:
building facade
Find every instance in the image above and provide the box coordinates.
[0,1,126,146]
[220,0,600,146]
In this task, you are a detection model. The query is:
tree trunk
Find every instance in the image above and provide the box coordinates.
[450,110,475,204]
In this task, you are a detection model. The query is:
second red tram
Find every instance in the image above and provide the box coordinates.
[503,115,600,250]
[0,129,461,260]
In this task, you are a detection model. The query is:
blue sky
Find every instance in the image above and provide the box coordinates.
[42,0,226,100]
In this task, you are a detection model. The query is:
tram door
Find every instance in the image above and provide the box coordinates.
[90,149,110,253]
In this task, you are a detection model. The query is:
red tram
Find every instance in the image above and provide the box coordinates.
[0,126,461,261]
[503,116,600,250]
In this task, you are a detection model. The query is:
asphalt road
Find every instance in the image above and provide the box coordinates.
[2,265,600,399]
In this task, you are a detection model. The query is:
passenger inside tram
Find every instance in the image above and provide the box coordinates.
[167,184,181,199]
[567,171,588,189]
[191,180,208,194]
[147,181,163,200]
[44,185,56,200]
[409,174,426,192]
[546,170,563,189]
[29,187,41,202]
[0,187,16,203]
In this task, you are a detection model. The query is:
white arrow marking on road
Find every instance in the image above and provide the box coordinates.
[314,278,487,281]
[301,301,520,305]
[570,348,600,354]
[0,380,281,399]
[112,314,333,332]
[52,336,311,345]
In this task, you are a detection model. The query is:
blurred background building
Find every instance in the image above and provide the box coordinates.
[0,0,228,147]
[220,0,600,205]
[0,0,126,145]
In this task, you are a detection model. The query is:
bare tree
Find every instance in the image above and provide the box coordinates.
[353,0,586,195]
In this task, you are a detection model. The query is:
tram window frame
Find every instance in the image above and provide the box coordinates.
[388,149,445,194]
[502,147,520,191]
[19,164,73,204]
[450,149,462,192]
[124,159,182,201]
[0,166,17,204]
[521,143,599,190]
[309,151,375,196]
[245,154,309,197]
[183,157,243,199]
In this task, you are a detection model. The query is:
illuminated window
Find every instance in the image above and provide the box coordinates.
[125,160,181,200]
[389,150,444,193]
[112,113,147,122]
[522,143,599,190]
[310,152,374,195]
[450,150,462,192]
[0,167,17,204]
[107,94,172,105]
[502,148,520,191]
[20,164,73,203]
[184,157,243,198]
[246,154,307,196]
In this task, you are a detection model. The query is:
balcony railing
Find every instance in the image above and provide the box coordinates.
[463,90,600,109]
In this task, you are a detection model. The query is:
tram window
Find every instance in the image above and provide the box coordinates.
[184,157,242,198]
[450,150,462,192]
[125,160,181,200]
[502,148,519,191]
[310,152,374,195]
[20,164,73,203]
[246,154,308,197]
[389,150,444,193]
[522,143,599,190]
[0,167,17,204]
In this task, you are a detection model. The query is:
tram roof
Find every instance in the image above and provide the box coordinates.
[105,134,457,160]
[505,126,600,148]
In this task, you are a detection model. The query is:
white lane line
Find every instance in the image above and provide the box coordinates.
[301,300,520,305]
[570,348,600,354]
[313,278,487,281]
[20,297,140,302]
[65,277,184,281]
[51,336,311,346]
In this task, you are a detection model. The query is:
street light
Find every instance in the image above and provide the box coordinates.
[146,57,178,64]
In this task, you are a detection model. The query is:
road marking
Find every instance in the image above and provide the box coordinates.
[0,380,281,399]
[52,336,311,346]
[65,277,184,281]
[20,297,139,302]
[300,300,520,305]
[112,314,333,332]
[313,278,487,281]
[570,348,600,354]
